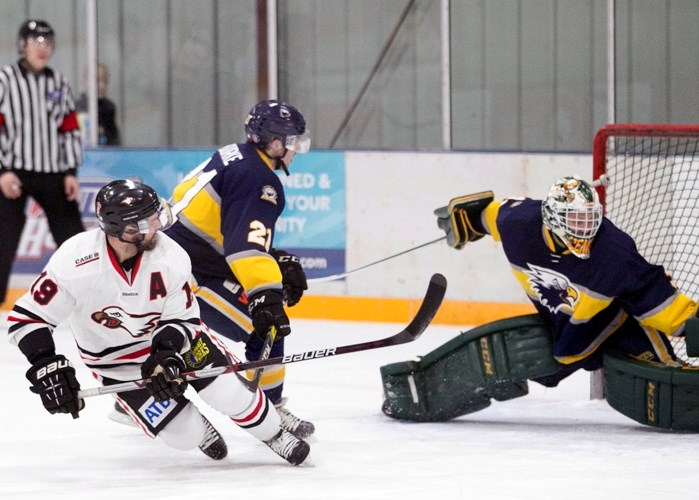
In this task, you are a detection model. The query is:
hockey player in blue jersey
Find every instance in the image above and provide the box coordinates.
[161,99,314,438]
[381,175,699,424]
[442,175,697,383]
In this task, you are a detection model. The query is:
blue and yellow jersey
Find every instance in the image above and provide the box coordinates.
[471,197,698,364]
[164,142,284,296]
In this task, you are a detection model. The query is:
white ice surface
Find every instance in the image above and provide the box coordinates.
[2,318,699,500]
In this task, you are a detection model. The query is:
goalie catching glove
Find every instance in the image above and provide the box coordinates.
[26,354,85,419]
[434,191,494,249]
[270,249,307,307]
[141,348,188,402]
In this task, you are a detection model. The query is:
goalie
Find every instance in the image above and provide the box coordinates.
[381,175,699,429]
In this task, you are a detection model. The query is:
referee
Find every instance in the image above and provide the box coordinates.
[0,20,84,308]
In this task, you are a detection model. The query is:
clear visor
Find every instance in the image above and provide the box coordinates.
[157,198,174,230]
[124,203,169,236]
[284,130,311,154]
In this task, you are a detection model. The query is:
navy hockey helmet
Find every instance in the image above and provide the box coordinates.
[244,99,311,153]
[17,20,55,54]
[95,179,168,237]
[541,175,603,259]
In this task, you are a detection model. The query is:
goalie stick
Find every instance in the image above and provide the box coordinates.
[76,272,447,399]
[308,236,446,284]
[307,176,609,285]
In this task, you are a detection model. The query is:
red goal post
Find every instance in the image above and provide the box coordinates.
[592,123,699,368]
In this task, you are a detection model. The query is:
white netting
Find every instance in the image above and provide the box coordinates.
[598,126,699,365]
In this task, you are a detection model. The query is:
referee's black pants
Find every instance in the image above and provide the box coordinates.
[0,172,85,306]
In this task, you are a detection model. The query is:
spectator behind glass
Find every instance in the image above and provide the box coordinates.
[76,63,121,146]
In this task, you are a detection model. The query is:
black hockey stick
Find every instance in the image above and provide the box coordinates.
[76,273,447,399]
[245,327,275,392]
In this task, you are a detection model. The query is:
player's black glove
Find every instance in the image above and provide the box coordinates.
[26,354,85,419]
[141,349,188,402]
[270,249,308,307]
[248,289,291,342]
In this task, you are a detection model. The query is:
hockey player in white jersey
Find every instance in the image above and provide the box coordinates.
[7,179,310,465]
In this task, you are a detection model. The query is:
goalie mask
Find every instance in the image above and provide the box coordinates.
[95,179,172,241]
[541,175,602,259]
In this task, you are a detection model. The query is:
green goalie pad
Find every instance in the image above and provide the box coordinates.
[604,353,699,432]
[684,318,699,357]
[380,314,561,422]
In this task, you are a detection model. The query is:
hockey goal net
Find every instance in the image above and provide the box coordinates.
[593,123,699,365]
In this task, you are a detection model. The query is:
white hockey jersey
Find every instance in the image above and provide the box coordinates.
[8,228,201,381]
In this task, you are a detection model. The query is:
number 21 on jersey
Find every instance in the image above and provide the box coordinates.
[248,220,271,251]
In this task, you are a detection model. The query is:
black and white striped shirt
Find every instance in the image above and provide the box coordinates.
[0,61,82,175]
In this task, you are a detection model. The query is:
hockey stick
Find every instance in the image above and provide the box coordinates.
[246,327,275,392]
[308,236,446,284]
[77,272,447,399]
[308,177,609,286]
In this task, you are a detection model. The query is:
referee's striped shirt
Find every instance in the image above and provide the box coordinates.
[0,61,82,175]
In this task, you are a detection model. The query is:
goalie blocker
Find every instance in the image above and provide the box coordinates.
[382,315,699,431]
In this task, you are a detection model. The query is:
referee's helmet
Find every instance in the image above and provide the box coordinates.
[17,20,55,55]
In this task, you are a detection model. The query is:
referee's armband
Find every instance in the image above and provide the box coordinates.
[434,191,494,249]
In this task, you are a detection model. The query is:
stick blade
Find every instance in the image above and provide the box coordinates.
[394,273,447,344]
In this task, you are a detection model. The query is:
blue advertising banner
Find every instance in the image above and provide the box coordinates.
[11,148,345,279]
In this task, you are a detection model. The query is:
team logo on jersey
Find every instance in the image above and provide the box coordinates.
[525,264,579,313]
[91,306,161,337]
[260,185,278,204]
[47,88,63,102]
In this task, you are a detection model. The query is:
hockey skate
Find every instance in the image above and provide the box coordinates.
[265,429,310,466]
[108,402,138,428]
[275,398,315,439]
[198,415,228,460]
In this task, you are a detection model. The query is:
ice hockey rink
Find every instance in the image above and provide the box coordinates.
[2,317,698,500]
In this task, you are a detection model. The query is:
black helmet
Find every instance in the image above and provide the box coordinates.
[95,179,162,237]
[17,20,55,54]
[244,99,310,153]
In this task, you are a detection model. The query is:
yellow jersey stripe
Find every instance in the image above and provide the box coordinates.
[194,286,253,332]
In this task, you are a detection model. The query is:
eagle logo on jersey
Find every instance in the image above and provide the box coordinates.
[261,185,278,204]
[91,306,161,337]
[525,264,579,314]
